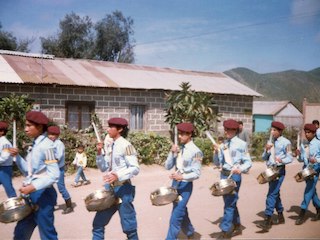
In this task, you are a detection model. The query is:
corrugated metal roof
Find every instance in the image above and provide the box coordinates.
[0,50,262,97]
[253,101,290,115]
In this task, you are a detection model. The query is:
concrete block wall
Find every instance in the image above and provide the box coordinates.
[0,83,253,134]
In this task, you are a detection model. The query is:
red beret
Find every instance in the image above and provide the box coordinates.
[0,121,8,130]
[26,111,49,125]
[177,122,194,133]
[223,119,239,129]
[304,123,317,132]
[108,117,128,127]
[48,126,60,135]
[271,121,285,130]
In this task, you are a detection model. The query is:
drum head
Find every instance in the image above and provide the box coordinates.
[150,187,178,206]
[0,197,33,223]
[84,189,116,212]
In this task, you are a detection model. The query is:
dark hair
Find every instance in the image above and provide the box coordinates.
[110,124,129,138]
[237,120,243,125]
[0,128,8,134]
[312,120,319,125]
[77,144,85,149]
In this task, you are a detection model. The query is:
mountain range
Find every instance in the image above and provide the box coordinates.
[223,67,320,111]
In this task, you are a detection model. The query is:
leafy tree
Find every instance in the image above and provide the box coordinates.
[94,10,135,63]
[40,11,135,63]
[0,23,33,52]
[164,82,220,136]
[41,12,94,58]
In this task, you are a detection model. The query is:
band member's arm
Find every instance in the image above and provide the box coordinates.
[164,144,178,170]
[213,145,223,167]
[276,143,293,164]
[13,154,29,176]
[116,145,140,181]
[32,148,60,190]
[54,141,65,165]
[0,143,12,164]
[96,143,110,172]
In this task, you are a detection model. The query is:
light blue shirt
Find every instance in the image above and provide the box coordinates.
[262,135,293,167]
[96,136,140,181]
[15,134,60,190]
[317,128,320,140]
[297,137,320,166]
[52,138,65,168]
[0,136,13,166]
[165,140,202,181]
[214,136,252,173]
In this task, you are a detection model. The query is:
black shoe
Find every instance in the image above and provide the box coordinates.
[295,209,306,225]
[277,212,285,224]
[257,216,272,232]
[311,208,320,221]
[216,231,232,240]
[232,224,242,236]
[62,207,74,214]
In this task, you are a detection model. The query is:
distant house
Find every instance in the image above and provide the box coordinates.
[302,98,320,124]
[0,50,261,135]
[253,101,303,132]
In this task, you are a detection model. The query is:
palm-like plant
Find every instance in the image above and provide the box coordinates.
[164,82,220,136]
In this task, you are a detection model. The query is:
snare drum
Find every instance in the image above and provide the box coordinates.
[257,167,279,184]
[294,167,316,182]
[210,179,236,196]
[0,197,33,223]
[150,186,179,206]
[84,189,117,212]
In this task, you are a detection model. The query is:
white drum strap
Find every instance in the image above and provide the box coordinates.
[223,148,233,165]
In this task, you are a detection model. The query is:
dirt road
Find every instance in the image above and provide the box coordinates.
[1,161,320,239]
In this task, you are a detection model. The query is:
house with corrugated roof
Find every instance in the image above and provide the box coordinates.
[0,50,262,134]
[252,100,302,132]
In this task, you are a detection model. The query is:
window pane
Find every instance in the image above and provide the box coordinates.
[130,105,144,130]
[66,102,94,130]
[81,105,91,129]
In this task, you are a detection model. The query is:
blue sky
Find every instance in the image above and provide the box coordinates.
[0,0,319,73]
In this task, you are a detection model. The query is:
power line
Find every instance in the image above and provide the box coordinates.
[136,11,320,46]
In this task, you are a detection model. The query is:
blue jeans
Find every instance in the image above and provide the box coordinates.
[265,167,285,216]
[0,166,17,198]
[74,166,87,183]
[220,173,242,232]
[92,183,138,240]
[14,187,58,240]
[57,167,71,200]
[166,181,194,240]
[301,164,320,210]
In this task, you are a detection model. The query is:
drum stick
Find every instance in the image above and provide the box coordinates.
[92,121,105,155]
[13,119,17,162]
[268,132,273,143]
[205,131,217,145]
[297,132,300,149]
[173,126,178,157]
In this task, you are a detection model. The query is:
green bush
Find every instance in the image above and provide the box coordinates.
[128,131,172,165]
[59,127,98,174]
[193,137,213,165]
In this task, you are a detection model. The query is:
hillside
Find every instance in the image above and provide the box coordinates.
[224,67,320,110]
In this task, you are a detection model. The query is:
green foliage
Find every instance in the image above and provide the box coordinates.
[0,23,33,52]
[165,82,220,136]
[59,127,97,174]
[0,93,33,123]
[128,131,172,165]
[193,137,213,165]
[94,10,135,63]
[41,11,135,63]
